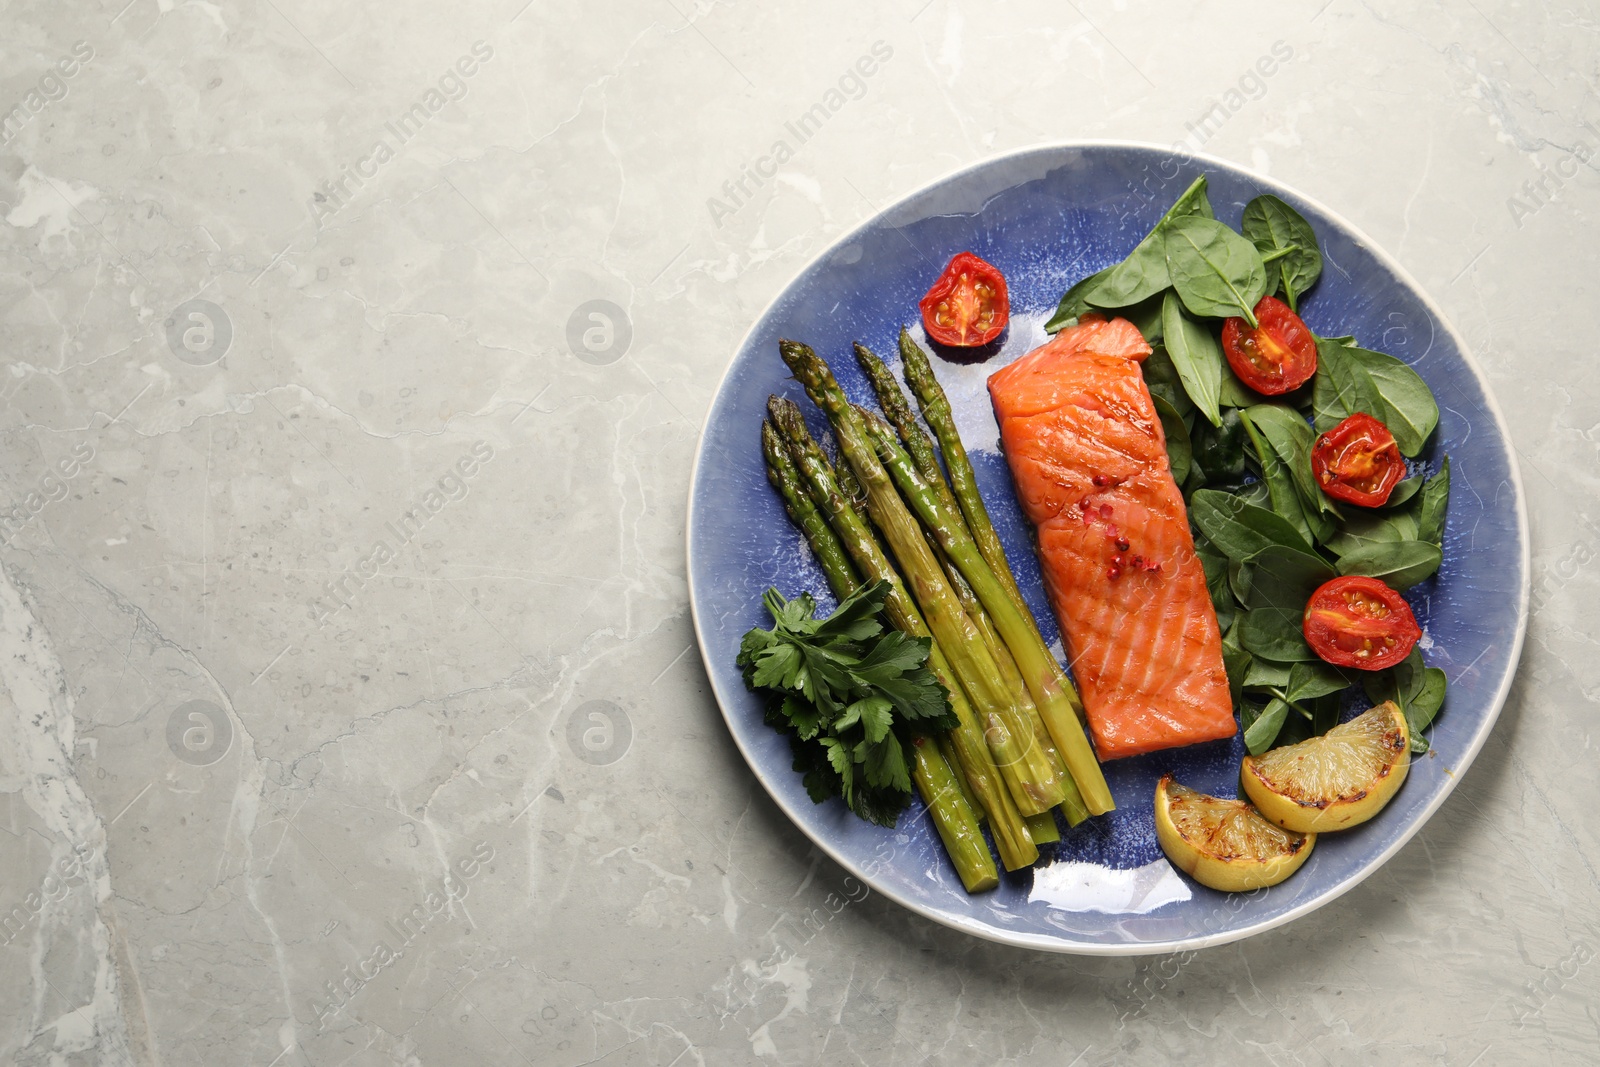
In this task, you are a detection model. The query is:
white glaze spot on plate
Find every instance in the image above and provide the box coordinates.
[899,311,1055,455]
[1028,858,1192,915]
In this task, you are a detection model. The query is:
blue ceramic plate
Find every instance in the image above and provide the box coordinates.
[686,143,1528,955]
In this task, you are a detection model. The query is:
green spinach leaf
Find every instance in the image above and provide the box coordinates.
[1243,544,1336,612]
[1142,345,1194,419]
[1312,337,1438,456]
[1363,648,1447,753]
[1240,194,1323,311]
[1228,557,1253,606]
[1088,241,1172,309]
[1196,534,1238,631]
[1350,347,1439,456]
[1241,657,1294,689]
[1164,215,1270,324]
[1165,174,1216,221]
[1161,291,1224,426]
[1236,546,1333,663]
[1242,403,1339,529]
[1244,697,1291,755]
[1121,292,1167,342]
[1081,177,1214,312]
[1335,539,1443,590]
[1236,481,1272,509]
[1310,692,1342,736]
[1045,265,1115,332]
[1152,393,1193,485]
[1218,361,1258,409]
[1311,336,1385,433]
[1285,659,1354,701]
[1190,488,1319,563]
[1322,507,1418,557]
[1383,474,1423,509]
[1417,456,1450,548]
[1220,615,1251,694]
[1239,408,1319,547]
[1403,667,1447,753]
[1239,607,1318,662]
[1192,408,1250,482]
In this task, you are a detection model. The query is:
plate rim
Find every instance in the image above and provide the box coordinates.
[683,138,1530,956]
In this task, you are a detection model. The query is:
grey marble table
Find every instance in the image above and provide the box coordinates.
[0,1,1594,1064]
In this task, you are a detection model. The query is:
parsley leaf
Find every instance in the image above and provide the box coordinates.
[738,581,954,826]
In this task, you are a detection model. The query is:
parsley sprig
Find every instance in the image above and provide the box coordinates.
[737,580,957,826]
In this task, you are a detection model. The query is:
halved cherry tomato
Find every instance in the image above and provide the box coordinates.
[1221,295,1317,395]
[1312,413,1405,506]
[1303,575,1420,671]
[919,252,1009,347]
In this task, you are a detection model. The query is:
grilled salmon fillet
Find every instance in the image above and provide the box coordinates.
[987,314,1236,759]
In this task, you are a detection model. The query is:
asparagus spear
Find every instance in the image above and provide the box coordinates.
[937,735,983,823]
[897,329,1094,756]
[769,397,1038,869]
[855,342,957,511]
[853,347,1093,827]
[861,407,1116,815]
[858,343,1037,749]
[764,415,999,891]
[899,327,1033,619]
[832,443,869,515]
[900,328,1115,812]
[1024,810,1062,845]
[762,421,858,602]
[909,737,1000,892]
[859,346,1037,714]
[938,540,1089,827]
[777,344,1067,816]
[768,398,923,658]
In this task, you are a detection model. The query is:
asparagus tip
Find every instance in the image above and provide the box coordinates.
[777,338,812,364]
[768,395,805,436]
[898,327,930,370]
[854,404,892,439]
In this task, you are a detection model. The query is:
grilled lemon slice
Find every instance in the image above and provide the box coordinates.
[1154,776,1315,892]
[1241,701,1410,834]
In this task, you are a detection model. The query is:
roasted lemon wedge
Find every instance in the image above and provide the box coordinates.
[1154,776,1315,892]
[1241,701,1410,834]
